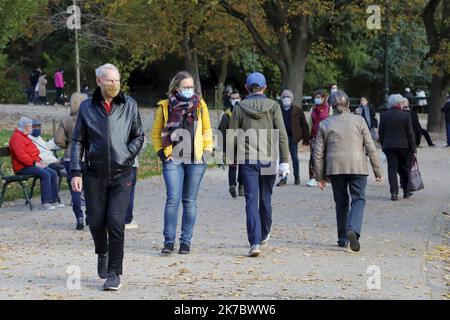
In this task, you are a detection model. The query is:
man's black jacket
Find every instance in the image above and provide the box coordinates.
[379,107,416,153]
[70,87,145,179]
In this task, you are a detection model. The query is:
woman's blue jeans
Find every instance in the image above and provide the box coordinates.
[162,160,207,246]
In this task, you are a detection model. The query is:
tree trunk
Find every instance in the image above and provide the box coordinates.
[181,38,202,96]
[216,50,229,106]
[427,75,450,133]
[281,48,308,105]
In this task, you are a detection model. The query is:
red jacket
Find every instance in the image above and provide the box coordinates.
[9,129,41,173]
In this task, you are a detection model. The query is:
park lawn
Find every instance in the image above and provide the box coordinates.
[0,129,162,204]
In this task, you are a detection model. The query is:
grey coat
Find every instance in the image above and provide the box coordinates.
[314,112,383,181]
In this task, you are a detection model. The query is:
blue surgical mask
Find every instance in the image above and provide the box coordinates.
[314,98,322,105]
[180,89,195,100]
[31,128,41,137]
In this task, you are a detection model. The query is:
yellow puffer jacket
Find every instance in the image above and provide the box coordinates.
[151,98,213,162]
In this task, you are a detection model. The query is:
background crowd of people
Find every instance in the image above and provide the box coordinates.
[6,63,449,291]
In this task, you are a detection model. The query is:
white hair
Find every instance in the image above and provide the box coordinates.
[95,63,119,78]
[388,94,404,108]
[281,89,294,98]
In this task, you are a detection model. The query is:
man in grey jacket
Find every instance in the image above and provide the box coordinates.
[228,72,290,257]
[314,90,384,252]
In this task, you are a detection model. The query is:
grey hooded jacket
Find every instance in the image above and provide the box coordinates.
[228,95,289,165]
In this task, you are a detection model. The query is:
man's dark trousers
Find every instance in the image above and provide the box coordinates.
[125,167,137,224]
[329,175,367,243]
[384,148,412,195]
[84,169,133,276]
[228,164,243,187]
[239,161,276,246]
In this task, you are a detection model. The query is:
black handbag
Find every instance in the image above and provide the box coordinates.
[408,155,424,192]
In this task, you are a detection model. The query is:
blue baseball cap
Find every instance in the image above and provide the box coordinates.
[246,72,267,88]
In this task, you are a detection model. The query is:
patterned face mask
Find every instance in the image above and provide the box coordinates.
[102,82,120,98]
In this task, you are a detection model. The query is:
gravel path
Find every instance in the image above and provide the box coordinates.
[0,104,448,300]
[0,142,448,300]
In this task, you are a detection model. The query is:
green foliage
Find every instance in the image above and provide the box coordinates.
[0,54,25,104]
[0,0,47,50]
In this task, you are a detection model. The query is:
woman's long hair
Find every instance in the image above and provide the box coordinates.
[167,71,195,97]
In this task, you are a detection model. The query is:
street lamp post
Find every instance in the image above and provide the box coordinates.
[73,0,81,93]
[382,2,390,109]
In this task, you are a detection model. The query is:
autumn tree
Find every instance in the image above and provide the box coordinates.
[218,0,356,102]
[423,0,450,132]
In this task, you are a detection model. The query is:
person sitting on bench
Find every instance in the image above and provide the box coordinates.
[9,117,64,211]
[28,119,66,174]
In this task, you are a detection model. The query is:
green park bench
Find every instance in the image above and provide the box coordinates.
[0,147,35,210]
[0,146,66,211]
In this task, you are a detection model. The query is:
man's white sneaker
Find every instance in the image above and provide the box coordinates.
[125,220,139,230]
[53,203,65,208]
[40,203,56,211]
[307,178,318,187]
[261,233,271,247]
[249,245,261,257]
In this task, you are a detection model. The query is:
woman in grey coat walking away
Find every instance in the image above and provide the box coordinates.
[314,90,384,252]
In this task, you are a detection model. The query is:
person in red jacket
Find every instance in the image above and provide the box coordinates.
[9,117,61,210]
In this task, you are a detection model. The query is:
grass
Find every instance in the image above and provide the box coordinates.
[0,129,162,204]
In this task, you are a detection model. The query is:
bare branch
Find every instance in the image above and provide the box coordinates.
[219,0,284,70]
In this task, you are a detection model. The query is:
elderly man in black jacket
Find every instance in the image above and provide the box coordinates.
[71,63,144,291]
[276,89,310,186]
[379,94,416,201]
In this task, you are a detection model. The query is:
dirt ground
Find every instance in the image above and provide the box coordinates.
[0,104,448,300]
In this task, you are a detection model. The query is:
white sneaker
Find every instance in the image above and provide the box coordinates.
[249,245,261,257]
[125,220,139,230]
[41,203,56,211]
[53,203,65,208]
[307,178,318,187]
[261,233,271,247]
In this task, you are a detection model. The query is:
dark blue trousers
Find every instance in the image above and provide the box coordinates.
[239,161,276,246]
[329,175,367,243]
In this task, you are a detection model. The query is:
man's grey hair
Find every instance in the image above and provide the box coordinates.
[281,89,294,98]
[95,63,119,78]
[330,90,350,114]
[388,94,404,108]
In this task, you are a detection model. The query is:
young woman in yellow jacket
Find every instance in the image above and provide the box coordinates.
[151,71,213,255]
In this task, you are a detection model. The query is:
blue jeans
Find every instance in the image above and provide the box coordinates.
[63,161,83,220]
[446,121,450,146]
[329,175,367,243]
[17,166,58,204]
[162,161,207,245]
[125,167,137,224]
[239,161,276,246]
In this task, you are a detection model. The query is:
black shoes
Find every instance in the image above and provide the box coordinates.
[161,243,174,254]
[346,230,360,252]
[391,194,398,201]
[403,191,413,199]
[76,218,84,231]
[103,272,121,291]
[179,243,190,254]
[238,185,244,197]
[294,176,300,185]
[161,243,190,254]
[276,179,287,187]
[229,185,237,198]
[338,240,348,248]
[97,253,109,279]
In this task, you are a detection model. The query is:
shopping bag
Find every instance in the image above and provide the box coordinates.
[407,155,424,191]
